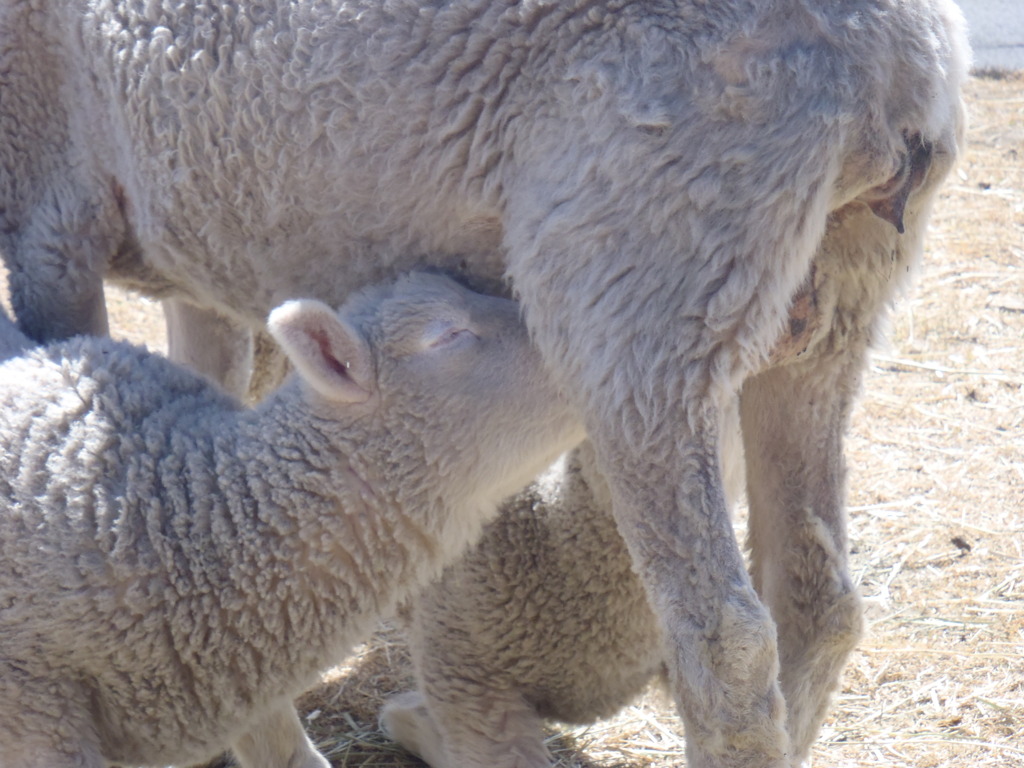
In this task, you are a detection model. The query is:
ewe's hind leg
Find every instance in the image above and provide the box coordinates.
[164,299,254,400]
[740,353,866,764]
[504,132,821,767]
[0,25,122,346]
[231,700,329,768]
[382,688,550,768]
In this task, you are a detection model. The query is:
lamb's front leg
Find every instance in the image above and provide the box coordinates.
[232,699,329,768]
[382,687,551,768]
[0,669,106,768]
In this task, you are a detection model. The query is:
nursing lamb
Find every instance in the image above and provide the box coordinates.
[0,1,969,764]
[383,444,663,768]
[0,272,583,768]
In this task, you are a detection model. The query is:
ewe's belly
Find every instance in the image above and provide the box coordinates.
[114,204,510,326]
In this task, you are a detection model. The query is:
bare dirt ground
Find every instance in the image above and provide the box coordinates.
[92,72,1022,768]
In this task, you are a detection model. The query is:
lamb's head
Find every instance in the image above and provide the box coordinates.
[268,272,584,508]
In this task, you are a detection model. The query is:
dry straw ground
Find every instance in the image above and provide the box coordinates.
[92,72,1022,768]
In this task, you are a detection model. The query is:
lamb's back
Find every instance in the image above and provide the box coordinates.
[0,338,263,762]
[0,338,236,639]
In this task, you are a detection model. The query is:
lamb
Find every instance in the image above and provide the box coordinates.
[381,397,747,768]
[382,443,667,768]
[0,271,584,768]
[0,1,969,764]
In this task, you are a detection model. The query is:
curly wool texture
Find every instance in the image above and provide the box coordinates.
[0,1,968,765]
[0,273,582,768]
[402,443,664,720]
[385,417,753,768]
[1,0,967,367]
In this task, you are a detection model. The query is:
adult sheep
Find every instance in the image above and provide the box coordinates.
[0,1,968,765]
[0,272,583,768]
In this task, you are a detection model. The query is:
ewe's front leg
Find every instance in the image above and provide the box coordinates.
[232,700,329,768]
[741,353,865,764]
[5,198,114,344]
[164,299,254,400]
[380,691,452,768]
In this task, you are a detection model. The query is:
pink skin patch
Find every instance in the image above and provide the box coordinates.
[767,263,823,367]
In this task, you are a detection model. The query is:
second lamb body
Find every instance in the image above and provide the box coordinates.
[0,272,583,768]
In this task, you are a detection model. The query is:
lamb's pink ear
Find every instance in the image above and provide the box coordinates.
[267,300,374,403]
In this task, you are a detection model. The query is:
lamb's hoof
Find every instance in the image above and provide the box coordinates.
[380,691,439,762]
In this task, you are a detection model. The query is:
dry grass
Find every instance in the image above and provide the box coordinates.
[91,73,1022,768]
